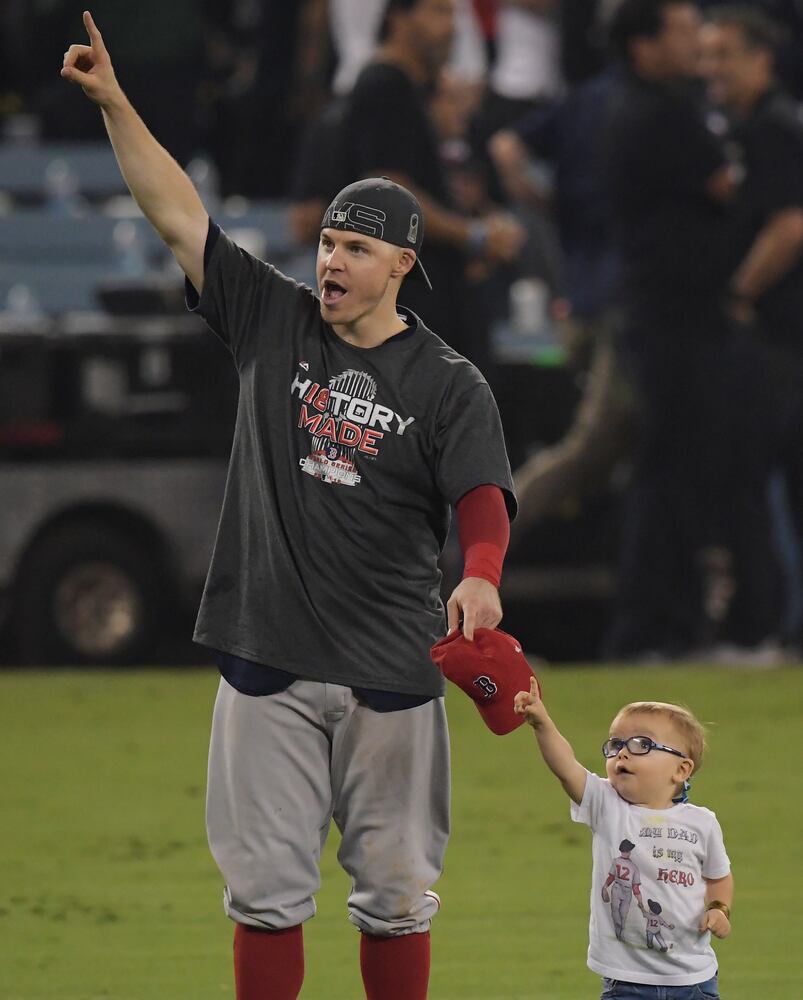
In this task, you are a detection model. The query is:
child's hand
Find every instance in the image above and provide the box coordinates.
[699,909,731,939]
[513,676,546,728]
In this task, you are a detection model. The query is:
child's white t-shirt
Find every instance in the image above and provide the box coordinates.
[571,772,730,986]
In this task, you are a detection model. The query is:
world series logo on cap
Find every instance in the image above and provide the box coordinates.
[473,675,498,699]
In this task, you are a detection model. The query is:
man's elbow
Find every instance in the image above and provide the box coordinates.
[706,164,739,204]
[162,210,208,256]
[778,208,803,250]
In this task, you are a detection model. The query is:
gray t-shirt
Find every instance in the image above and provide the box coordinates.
[190,228,516,696]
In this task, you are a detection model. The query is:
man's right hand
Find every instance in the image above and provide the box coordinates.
[482,212,526,264]
[59,7,208,291]
[61,10,120,109]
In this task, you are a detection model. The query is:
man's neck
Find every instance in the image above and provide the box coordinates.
[731,83,771,121]
[377,42,430,86]
[330,302,410,349]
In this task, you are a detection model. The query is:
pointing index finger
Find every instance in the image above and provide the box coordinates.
[83,10,106,50]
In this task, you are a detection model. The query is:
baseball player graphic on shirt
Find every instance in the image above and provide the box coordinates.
[643,898,675,952]
[600,839,646,940]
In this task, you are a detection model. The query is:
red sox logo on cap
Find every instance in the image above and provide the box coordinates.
[473,674,498,698]
[430,627,541,735]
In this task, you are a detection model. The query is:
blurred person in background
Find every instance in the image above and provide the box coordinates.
[476,0,565,142]
[703,4,803,658]
[0,1,52,128]
[328,0,387,97]
[602,0,748,660]
[291,0,489,247]
[336,0,525,370]
[203,0,330,197]
[698,0,803,97]
[489,68,634,540]
[706,7,803,368]
[430,69,522,354]
[328,0,487,97]
[28,1,205,159]
[559,0,628,85]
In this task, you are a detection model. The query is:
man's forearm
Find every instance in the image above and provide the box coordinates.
[731,209,803,303]
[101,92,206,248]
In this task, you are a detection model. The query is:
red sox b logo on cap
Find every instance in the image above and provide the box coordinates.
[430,627,538,735]
[473,674,498,700]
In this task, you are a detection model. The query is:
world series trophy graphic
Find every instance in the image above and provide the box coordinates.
[299,369,378,486]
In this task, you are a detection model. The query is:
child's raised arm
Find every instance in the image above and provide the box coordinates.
[514,677,588,803]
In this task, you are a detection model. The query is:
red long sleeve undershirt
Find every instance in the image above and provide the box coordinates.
[455,484,510,588]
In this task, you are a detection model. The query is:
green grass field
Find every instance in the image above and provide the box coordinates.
[1,664,799,1000]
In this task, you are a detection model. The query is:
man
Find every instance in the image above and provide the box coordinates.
[705,7,803,355]
[62,12,516,1000]
[703,5,803,654]
[603,0,743,659]
[479,0,564,138]
[489,69,633,538]
[601,839,645,941]
[338,0,524,368]
[699,0,803,98]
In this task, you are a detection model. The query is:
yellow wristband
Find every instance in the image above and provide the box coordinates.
[705,900,731,920]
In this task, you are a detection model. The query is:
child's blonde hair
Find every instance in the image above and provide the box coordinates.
[612,702,707,774]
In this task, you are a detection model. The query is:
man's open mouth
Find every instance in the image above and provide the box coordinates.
[322,280,347,304]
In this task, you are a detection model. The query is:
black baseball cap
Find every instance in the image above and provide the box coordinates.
[321,177,432,290]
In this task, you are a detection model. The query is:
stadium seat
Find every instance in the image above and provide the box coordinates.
[219,199,296,259]
[1,180,305,315]
[0,262,122,314]
[0,141,127,205]
[0,213,164,267]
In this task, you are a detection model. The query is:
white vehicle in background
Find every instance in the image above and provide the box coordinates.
[0,312,234,665]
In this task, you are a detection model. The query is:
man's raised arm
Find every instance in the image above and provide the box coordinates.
[61,10,208,292]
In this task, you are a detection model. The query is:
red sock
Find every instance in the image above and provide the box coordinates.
[360,931,430,1000]
[233,923,304,1000]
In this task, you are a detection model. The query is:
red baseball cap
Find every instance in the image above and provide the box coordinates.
[430,627,540,735]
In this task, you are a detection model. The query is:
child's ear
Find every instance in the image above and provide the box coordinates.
[675,758,694,783]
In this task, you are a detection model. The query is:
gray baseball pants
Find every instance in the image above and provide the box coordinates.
[610,885,633,939]
[206,677,450,936]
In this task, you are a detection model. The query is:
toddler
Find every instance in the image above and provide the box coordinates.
[514,682,732,998]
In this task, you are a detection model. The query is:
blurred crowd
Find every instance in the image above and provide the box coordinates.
[2,0,803,664]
